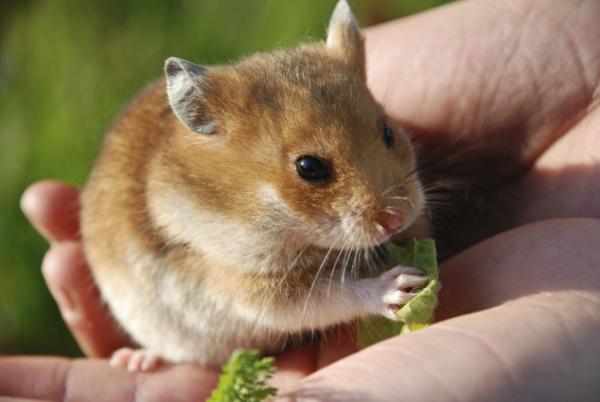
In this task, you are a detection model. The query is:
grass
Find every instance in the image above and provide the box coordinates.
[0,0,452,355]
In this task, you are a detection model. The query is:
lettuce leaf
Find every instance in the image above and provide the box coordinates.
[357,238,438,348]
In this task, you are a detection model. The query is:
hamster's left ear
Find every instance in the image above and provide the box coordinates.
[326,0,364,77]
[164,57,216,135]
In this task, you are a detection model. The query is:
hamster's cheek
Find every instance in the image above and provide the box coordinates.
[255,183,341,244]
[254,183,305,227]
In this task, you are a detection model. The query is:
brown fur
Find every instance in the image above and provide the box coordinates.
[81,1,428,365]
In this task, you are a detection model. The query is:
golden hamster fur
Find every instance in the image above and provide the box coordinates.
[81,0,429,369]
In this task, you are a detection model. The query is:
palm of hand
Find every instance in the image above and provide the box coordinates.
[7,0,600,401]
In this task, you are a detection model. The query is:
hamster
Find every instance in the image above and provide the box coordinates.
[81,0,429,370]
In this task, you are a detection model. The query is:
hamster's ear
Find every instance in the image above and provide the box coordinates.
[326,0,364,74]
[164,57,215,135]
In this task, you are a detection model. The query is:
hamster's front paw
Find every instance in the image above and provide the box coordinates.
[110,347,164,372]
[378,266,429,320]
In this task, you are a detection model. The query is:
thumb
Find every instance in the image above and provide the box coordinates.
[42,241,132,357]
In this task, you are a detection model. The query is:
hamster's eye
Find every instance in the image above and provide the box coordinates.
[295,156,330,182]
[382,122,394,148]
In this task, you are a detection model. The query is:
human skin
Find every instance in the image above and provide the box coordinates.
[4,0,600,400]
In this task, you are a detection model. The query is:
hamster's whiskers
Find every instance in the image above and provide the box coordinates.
[381,183,406,197]
[364,229,385,276]
[284,221,332,272]
[326,235,352,300]
[275,218,342,300]
[337,239,352,288]
[301,231,344,323]
[382,206,403,215]
[271,216,350,327]
[403,166,420,181]
[354,225,373,277]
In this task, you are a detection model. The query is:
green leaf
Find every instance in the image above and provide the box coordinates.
[208,349,277,402]
[357,238,439,348]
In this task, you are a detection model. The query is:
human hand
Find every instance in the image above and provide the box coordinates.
[13,180,349,401]
[19,181,130,358]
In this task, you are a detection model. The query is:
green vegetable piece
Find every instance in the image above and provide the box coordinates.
[357,238,439,348]
[208,349,277,402]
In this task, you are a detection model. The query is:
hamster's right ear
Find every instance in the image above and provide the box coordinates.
[164,57,215,135]
[326,0,364,76]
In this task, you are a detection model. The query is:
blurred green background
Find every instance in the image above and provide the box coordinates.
[0,0,453,356]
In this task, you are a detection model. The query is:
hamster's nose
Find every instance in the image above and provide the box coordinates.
[375,211,405,236]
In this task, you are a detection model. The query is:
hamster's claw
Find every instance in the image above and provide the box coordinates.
[378,266,429,320]
[110,347,163,372]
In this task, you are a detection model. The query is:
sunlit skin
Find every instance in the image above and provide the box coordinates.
[4,0,600,400]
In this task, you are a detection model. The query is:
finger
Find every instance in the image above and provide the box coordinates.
[0,358,71,401]
[364,0,600,170]
[316,324,356,369]
[0,357,218,402]
[498,106,600,229]
[42,242,132,357]
[436,218,600,320]
[134,362,219,402]
[279,290,600,402]
[272,344,318,393]
[20,181,80,243]
[271,325,358,393]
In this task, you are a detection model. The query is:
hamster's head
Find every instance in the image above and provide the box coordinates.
[158,0,427,266]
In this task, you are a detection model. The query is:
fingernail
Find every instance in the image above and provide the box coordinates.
[54,288,83,323]
[20,195,53,243]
